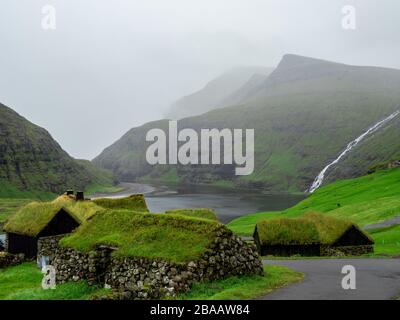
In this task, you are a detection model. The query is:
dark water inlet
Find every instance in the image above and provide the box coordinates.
[90,183,306,223]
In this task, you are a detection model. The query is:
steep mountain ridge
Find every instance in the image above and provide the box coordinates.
[94,55,400,192]
[0,103,114,196]
[165,66,273,119]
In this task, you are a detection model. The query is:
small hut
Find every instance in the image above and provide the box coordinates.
[253,213,374,257]
[4,203,81,258]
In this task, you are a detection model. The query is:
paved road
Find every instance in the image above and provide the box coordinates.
[364,215,400,230]
[262,259,400,300]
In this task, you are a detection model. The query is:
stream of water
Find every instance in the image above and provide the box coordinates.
[308,110,400,193]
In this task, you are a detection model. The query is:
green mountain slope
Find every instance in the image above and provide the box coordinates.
[165,66,273,119]
[94,54,400,192]
[227,166,400,255]
[0,103,115,197]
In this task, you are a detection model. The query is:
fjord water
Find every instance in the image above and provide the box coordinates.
[90,183,306,223]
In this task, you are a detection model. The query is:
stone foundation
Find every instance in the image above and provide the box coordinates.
[0,252,25,269]
[320,245,373,256]
[106,230,263,299]
[37,229,263,300]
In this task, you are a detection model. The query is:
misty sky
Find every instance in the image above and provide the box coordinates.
[0,0,399,159]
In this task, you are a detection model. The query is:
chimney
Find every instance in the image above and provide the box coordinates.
[76,191,84,201]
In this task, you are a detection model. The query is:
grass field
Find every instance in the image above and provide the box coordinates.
[177,265,303,300]
[0,263,302,300]
[0,262,107,300]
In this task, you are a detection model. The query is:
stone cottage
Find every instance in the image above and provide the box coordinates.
[38,210,263,299]
[253,212,374,257]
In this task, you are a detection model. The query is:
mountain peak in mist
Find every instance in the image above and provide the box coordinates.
[266,54,347,85]
[277,54,341,70]
[165,66,273,119]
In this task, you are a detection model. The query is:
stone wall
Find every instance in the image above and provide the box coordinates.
[37,235,65,262]
[321,245,373,256]
[0,252,25,269]
[37,229,263,300]
[106,230,263,299]
[38,236,113,285]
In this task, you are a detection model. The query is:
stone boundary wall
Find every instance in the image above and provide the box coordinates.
[39,236,113,285]
[0,252,25,269]
[321,245,373,256]
[37,229,263,300]
[106,229,263,299]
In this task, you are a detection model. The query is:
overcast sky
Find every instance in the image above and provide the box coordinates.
[0,0,399,159]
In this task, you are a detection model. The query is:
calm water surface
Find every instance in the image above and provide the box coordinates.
[90,183,306,223]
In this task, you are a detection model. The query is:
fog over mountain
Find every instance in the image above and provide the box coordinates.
[94,54,400,192]
[1,0,400,159]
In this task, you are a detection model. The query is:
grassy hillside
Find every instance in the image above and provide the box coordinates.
[228,167,400,234]
[227,167,400,255]
[0,103,115,196]
[94,55,400,193]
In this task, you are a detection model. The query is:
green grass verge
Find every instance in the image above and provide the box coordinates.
[176,265,304,300]
[0,262,107,300]
[1,263,302,300]
[369,225,400,256]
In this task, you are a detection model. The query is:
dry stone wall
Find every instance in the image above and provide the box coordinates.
[0,252,25,269]
[321,245,373,256]
[37,229,263,300]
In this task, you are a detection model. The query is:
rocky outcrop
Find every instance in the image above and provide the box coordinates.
[37,230,263,300]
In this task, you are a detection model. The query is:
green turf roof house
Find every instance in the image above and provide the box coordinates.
[253,213,374,257]
[3,193,148,259]
[4,202,81,258]
[38,209,263,299]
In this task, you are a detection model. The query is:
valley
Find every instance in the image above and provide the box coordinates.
[94,55,400,193]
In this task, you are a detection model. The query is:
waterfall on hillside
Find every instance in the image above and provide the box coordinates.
[308,110,400,193]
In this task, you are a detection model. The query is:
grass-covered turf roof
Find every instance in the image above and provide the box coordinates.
[255,212,372,246]
[92,194,148,212]
[60,210,225,264]
[4,197,103,237]
[165,208,218,221]
[4,194,149,237]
